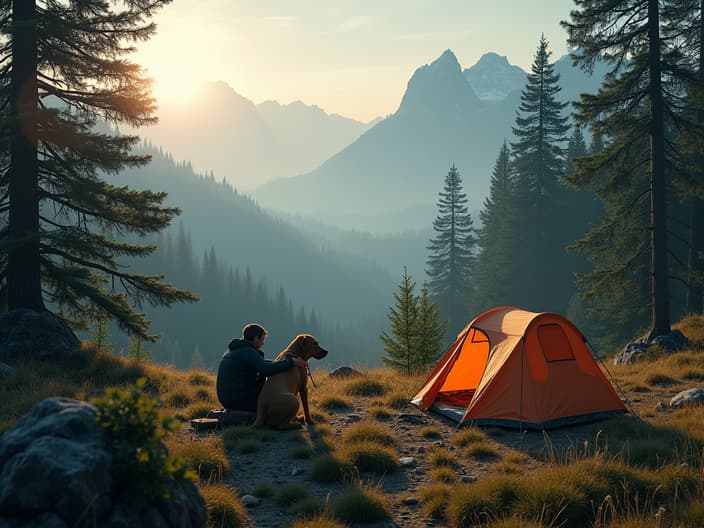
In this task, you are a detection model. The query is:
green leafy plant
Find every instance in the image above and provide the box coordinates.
[93,378,196,509]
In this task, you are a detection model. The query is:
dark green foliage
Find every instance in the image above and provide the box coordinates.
[415,281,447,369]
[509,35,572,313]
[0,0,197,340]
[332,487,390,523]
[426,165,477,334]
[380,267,418,374]
[92,378,195,509]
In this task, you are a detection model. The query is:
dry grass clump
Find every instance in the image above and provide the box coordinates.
[432,467,458,484]
[465,442,501,461]
[290,445,314,459]
[251,482,274,497]
[188,371,213,386]
[445,475,527,526]
[222,426,272,454]
[318,396,353,412]
[310,453,353,483]
[674,314,704,348]
[342,423,396,446]
[332,485,390,523]
[200,484,247,528]
[290,515,346,528]
[309,409,329,423]
[344,377,388,397]
[275,482,311,507]
[420,483,452,519]
[385,391,410,409]
[430,447,458,468]
[420,426,442,439]
[369,406,392,420]
[453,428,487,447]
[340,441,400,474]
[166,434,230,482]
[183,402,213,419]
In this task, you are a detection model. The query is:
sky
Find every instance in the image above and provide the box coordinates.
[134,1,575,123]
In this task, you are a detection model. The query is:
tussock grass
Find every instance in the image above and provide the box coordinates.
[369,406,392,420]
[342,423,397,447]
[465,443,501,461]
[292,497,325,518]
[420,483,452,519]
[166,434,230,482]
[645,372,677,386]
[222,426,272,454]
[310,454,353,483]
[453,428,487,447]
[194,388,214,402]
[430,447,458,468]
[675,314,704,348]
[344,378,388,397]
[420,426,442,439]
[341,441,400,474]
[275,482,311,507]
[167,390,193,408]
[385,392,410,409]
[309,409,329,423]
[318,396,353,412]
[333,485,390,523]
[251,483,274,497]
[290,515,345,528]
[290,445,313,459]
[188,372,213,386]
[445,475,527,526]
[184,402,213,419]
[432,467,458,484]
[200,484,247,528]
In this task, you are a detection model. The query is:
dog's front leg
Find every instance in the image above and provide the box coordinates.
[300,380,313,425]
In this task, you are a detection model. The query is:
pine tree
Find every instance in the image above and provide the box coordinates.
[415,281,447,369]
[563,0,704,337]
[380,267,419,374]
[510,35,571,312]
[0,0,196,340]
[473,141,518,311]
[426,165,477,334]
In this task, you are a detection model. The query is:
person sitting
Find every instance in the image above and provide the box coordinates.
[216,323,308,412]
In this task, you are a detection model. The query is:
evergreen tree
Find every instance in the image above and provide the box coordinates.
[426,165,477,334]
[0,0,196,340]
[127,335,150,363]
[510,35,571,312]
[380,267,419,374]
[473,141,518,311]
[415,281,447,369]
[563,0,704,337]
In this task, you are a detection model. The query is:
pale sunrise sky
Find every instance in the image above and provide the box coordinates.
[135,1,575,123]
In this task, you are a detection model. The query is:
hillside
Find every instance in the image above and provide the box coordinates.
[2,315,704,527]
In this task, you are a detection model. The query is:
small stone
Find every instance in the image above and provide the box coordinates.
[460,475,477,483]
[345,414,361,423]
[397,413,424,424]
[414,467,425,475]
[417,445,425,453]
[291,467,304,476]
[404,497,419,506]
[399,457,417,467]
[241,495,260,507]
[655,401,667,411]
[0,361,16,380]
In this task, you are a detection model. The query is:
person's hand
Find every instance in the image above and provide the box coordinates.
[292,357,309,369]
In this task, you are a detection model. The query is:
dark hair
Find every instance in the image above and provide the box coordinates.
[242,323,268,342]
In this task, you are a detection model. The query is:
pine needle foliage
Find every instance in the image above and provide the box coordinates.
[0,0,197,340]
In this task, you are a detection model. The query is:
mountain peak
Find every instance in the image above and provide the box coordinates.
[396,49,479,116]
[463,52,526,102]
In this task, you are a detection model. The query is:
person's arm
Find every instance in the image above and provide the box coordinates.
[239,347,295,377]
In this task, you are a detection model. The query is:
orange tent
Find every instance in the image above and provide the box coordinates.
[411,306,626,429]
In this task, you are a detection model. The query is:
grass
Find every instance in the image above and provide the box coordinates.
[420,483,452,519]
[430,447,458,468]
[465,442,501,461]
[344,378,388,397]
[333,485,390,523]
[290,515,346,528]
[342,423,397,447]
[318,396,353,412]
[420,426,442,439]
[340,441,400,474]
[275,482,311,507]
[221,426,273,454]
[310,454,353,483]
[166,434,230,482]
[369,406,392,420]
[453,428,487,447]
[251,483,274,497]
[431,467,458,484]
[200,484,247,528]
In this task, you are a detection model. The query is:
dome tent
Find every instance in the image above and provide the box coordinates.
[411,306,626,429]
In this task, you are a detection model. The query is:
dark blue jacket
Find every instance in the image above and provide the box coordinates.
[216,338,294,411]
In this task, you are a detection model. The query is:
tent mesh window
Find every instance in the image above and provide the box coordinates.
[537,324,575,362]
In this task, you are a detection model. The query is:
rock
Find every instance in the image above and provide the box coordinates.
[403,497,419,506]
[344,414,361,423]
[397,413,425,425]
[0,309,79,361]
[652,330,688,352]
[241,495,260,507]
[461,475,477,483]
[670,388,704,408]
[613,341,650,365]
[399,457,417,467]
[328,366,363,378]
[0,362,15,380]
[291,468,304,476]
[655,401,667,411]
[414,467,425,475]
[417,445,425,454]
[0,397,205,528]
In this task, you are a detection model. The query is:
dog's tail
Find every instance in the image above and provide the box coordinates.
[252,395,266,428]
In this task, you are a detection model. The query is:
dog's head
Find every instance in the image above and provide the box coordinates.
[286,334,329,361]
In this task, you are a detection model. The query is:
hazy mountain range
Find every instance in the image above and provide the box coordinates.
[252,49,608,231]
[138,82,376,190]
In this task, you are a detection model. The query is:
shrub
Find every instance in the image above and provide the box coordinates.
[200,484,247,528]
[341,441,400,474]
[344,378,388,397]
[333,486,390,523]
[342,423,396,447]
[275,482,311,507]
[310,454,352,483]
[92,378,196,509]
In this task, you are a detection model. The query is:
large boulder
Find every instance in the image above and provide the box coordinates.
[670,388,704,409]
[328,366,363,378]
[613,330,689,365]
[0,398,206,528]
[0,309,80,361]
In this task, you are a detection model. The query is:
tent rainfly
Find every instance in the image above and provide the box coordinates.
[411,306,627,430]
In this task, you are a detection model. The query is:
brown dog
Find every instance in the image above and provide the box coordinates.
[252,334,328,429]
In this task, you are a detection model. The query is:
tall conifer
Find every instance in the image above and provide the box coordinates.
[380,267,418,374]
[0,0,195,339]
[415,281,447,369]
[426,165,476,334]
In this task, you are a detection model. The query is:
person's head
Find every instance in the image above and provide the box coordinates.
[243,323,268,350]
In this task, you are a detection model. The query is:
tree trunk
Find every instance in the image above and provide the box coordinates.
[686,0,704,314]
[647,0,671,339]
[8,0,44,311]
